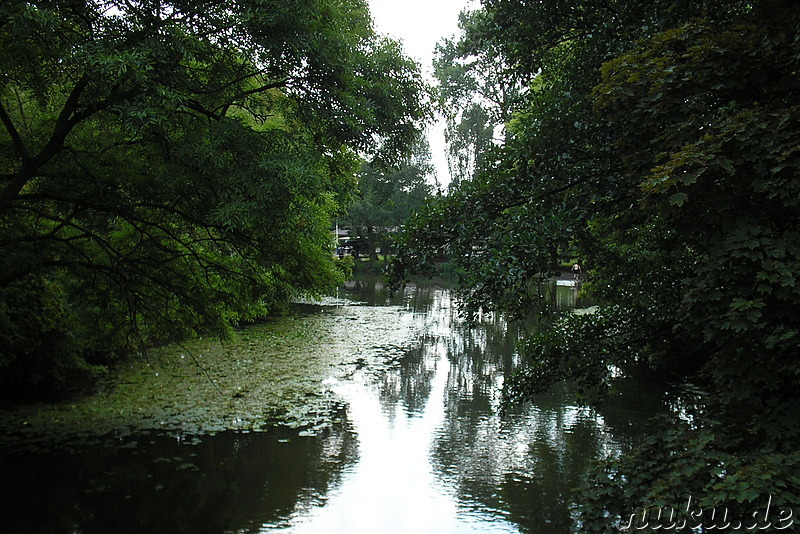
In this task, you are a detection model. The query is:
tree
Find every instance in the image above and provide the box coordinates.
[343,138,435,260]
[433,9,522,187]
[390,0,800,530]
[0,0,430,397]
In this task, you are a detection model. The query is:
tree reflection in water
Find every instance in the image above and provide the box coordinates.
[0,426,358,534]
[277,281,665,534]
[0,280,665,534]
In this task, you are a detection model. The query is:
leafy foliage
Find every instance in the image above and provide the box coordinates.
[433,9,522,187]
[0,0,430,397]
[391,0,800,530]
[343,138,435,260]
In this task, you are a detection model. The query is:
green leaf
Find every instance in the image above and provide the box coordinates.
[669,192,689,206]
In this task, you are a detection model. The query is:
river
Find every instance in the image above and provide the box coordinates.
[0,280,667,534]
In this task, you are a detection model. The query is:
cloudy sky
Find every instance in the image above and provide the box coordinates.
[368,0,478,188]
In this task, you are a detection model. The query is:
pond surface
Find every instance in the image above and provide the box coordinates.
[0,280,665,534]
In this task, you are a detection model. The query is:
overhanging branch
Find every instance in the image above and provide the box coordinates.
[0,99,29,162]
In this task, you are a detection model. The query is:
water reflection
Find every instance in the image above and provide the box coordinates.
[0,427,357,534]
[278,289,520,533]
[0,280,664,534]
[273,281,659,534]
[551,280,593,311]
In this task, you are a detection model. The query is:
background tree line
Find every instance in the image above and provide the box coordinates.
[0,0,430,398]
[391,0,800,529]
[342,137,435,261]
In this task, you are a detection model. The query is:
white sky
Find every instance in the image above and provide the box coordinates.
[368,0,478,189]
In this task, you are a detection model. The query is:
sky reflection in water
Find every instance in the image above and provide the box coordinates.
[267,283,641,534]
[0,281,662,534]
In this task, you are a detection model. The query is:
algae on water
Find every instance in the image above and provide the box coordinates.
[0,297,422,448]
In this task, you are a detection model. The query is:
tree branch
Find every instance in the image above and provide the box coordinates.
[0,75,97,215]
[219,79,290,108]
[0,99,30,162]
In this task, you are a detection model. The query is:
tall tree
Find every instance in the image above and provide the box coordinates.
[390,0,800,529]
[343,138,435,260]
[0,0,429,396]
[433,9,521,187]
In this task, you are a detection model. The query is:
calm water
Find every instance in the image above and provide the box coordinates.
[0,281,665,534]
